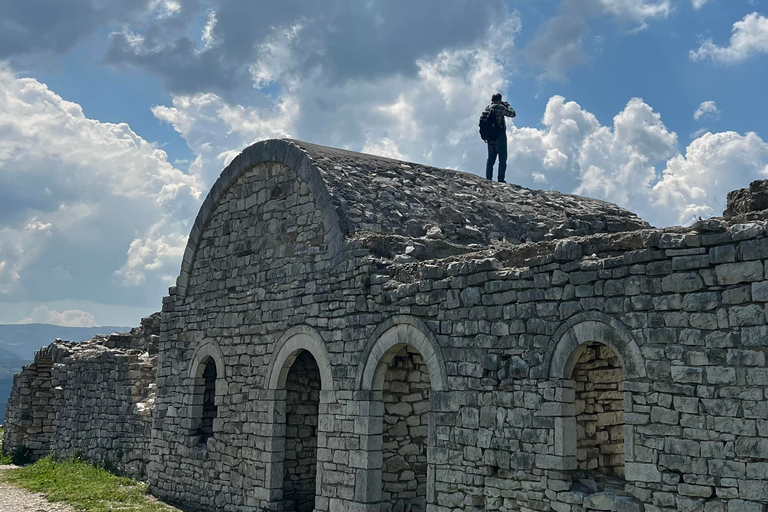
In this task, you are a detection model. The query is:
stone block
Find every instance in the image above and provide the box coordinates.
[671,366,703,384]
[727,499,764,512]
[707,367,737,384]
[625,462,662,482]
[662,273,704,293]
[716,261,764,285]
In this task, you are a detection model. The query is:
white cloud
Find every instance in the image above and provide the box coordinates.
[691,12,768,62]
[653,131,768,222]
[154,15,519,180]
[505,96,768,227]
[694,100,720,120]
[115,220,188,286]
[19,306,97,327]
[526,0,671,80]
[0,64,203,299]
[597,0,671,23]
[691,0,713,9]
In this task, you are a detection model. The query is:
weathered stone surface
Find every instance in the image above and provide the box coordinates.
[7,142,768,512]
[2,314,159,479]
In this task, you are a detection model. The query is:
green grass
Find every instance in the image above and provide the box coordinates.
[0,456,180,512]
[0,426,11,464]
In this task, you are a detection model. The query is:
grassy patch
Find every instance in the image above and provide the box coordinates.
[0,426,11,464]
[0,456,180,512]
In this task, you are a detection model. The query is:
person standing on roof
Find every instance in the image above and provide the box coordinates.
[479,92,516,183]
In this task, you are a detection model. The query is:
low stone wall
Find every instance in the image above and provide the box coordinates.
[2,314,159,479]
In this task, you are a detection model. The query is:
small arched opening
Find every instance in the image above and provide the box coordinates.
[188,341,226,449]
[263,327,334,512]
[546,315,646,498]
[198,357,218,442]
[571,342,625,487]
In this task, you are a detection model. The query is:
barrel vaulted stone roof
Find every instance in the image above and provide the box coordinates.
[176,139,649,294]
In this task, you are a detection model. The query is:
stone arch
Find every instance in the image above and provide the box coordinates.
[547,312,646,380]
[262,326,334,510]
[354,317,446,510]
[266,325,334,391]
[175,139,347,299]
[187,341,227,444]
[189,341,227,383]
[357,316,447,392]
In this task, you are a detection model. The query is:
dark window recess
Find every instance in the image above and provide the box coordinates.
[199,359,217,441]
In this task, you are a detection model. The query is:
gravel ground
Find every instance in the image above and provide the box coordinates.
[0,465,77,512]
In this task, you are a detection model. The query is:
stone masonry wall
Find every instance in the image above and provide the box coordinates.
[128,141,768,512]
[16,141,768,512]
[381,346,430,512]
[572,343,624,479]
[153,175,768,512]
[2,315,159,479]
[2,357,55,461]
[283,350,321,512]
[149,160,333,511]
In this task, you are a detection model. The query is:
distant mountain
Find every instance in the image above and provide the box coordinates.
[0,323,133,361]
[0,323,132,423]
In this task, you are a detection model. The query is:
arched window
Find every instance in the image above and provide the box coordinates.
[198,358,218,442]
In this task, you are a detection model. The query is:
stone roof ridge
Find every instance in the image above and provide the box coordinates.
[174,138,649,297]
[286,139,651,247]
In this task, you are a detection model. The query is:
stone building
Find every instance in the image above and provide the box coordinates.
[7,138,768,512]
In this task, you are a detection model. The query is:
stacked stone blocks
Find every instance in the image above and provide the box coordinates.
[8,140,768,512]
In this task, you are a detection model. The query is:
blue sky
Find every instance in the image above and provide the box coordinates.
[1,0,767,327]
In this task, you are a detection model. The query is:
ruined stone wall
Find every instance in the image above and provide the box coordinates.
[153,186,768,512]
[2,315,159,479]
[2,357,55,461]
[140,141,768,512]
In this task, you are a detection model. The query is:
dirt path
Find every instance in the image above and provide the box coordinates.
[0,464,77,512]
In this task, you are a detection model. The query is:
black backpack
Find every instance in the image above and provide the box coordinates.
[478,105,499,141]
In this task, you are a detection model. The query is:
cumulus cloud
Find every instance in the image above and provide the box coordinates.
[0,0,153,60]
[525,0,671,79]
[18,306,97,327]
[115,221,189,286]
[152,14,519,183]
[505,96,768,227]
[105,0,511,97]
[691,12,768,63]
[694,100,720,120]
[0,64,202,301]
[691,0,713,9]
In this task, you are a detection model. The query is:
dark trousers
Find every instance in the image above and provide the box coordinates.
[485,131,507,182]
